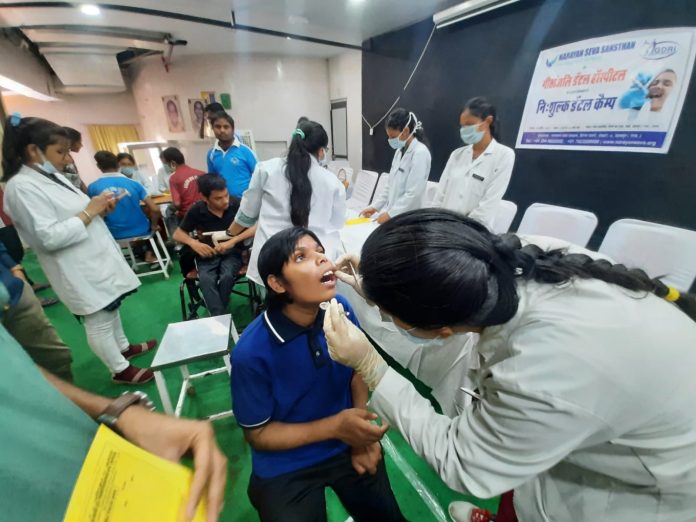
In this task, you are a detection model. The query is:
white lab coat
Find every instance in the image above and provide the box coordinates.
[433,139,514,229]
[371,138,431,217]
[235,155,346,285]
[4,165,140,316]
[370,272,696,520]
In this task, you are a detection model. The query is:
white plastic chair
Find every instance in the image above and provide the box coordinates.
[346,170,379,211]
[118,230,172,279]
[490,200,518,234]
[517,203,598,247]
[424,181,439,206]
[598,219,696,291]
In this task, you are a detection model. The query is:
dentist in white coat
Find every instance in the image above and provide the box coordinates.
[324,208,696,522]
[361,109,431,225]
[433,97,515,230]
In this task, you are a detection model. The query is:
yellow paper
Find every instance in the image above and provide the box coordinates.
[345,217,372,225]
[64,425,206,522]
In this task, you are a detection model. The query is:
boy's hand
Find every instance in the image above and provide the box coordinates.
[351,442,382,475]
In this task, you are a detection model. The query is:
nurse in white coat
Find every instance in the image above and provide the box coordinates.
[324,209,696,522]
[2,116,154,384]
[361,109,431,225]
[228,119,345,286]
[433,97,515,230]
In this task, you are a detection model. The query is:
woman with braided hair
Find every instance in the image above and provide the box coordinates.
[323,208,696,522]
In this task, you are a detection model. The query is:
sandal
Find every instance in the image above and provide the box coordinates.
[122,339,157,360]
[112,365,154,384]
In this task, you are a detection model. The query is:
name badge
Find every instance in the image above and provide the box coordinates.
[397,167,405,173]
[472,174,484,181]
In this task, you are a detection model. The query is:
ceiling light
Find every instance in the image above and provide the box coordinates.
[80,4,101,16]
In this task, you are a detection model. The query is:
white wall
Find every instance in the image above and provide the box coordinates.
[127,54,333,159]
[328,51,363,171]
[2,91,141,184]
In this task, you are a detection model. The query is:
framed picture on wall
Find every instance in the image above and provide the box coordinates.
[162,95,185,133]
[188,98,205,134]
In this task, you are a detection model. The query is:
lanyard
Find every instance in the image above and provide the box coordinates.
[27,164,79,194]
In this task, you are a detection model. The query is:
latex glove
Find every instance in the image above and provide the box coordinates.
[323,298,388,390]
[210,230,231,245]
[334,253,365,298]
[619,72,652,110]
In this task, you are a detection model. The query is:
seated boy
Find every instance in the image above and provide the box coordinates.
[173,173,255,317]
[88,151,160,264]
[231,227,406,522]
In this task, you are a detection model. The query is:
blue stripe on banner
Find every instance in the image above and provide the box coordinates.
[521,131,667,148]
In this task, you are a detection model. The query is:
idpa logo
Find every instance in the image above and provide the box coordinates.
[641,40,678,60]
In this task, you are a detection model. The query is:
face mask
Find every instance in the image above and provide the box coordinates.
[460,123,485,145]
[393,321,450,349]
[163,164,175,175]
[120,167,136,178]
[318,148,329,167]
[35,151,59,175]
[388,112,415,150]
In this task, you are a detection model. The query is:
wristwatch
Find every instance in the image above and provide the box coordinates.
[96,391,155,430]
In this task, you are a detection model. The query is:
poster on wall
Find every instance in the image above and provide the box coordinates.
[516,28,696,154]
[162,95,185,133]
[200,91,216,104]
[188,98,205,132]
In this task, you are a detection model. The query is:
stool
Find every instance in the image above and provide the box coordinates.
[118,230,172,279]
[151,314,239,421]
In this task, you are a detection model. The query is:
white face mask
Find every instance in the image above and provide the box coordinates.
[319,148,329,167]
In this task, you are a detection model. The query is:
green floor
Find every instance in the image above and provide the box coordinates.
[24,251,497,522]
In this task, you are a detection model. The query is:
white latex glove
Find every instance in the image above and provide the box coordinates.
[210,230,232,246]
[323,298,388,390]
[334,253,366,298]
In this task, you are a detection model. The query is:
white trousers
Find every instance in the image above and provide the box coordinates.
[83,308,130,373]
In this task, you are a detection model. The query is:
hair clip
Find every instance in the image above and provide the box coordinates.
[291,128,305,139]
[9,112,21,127]
[514,267,524,276]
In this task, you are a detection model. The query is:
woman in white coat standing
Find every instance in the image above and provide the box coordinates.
[433,97,515,230]
[324,209,696,522]
[227,119,345,286]
[361,108,431,225]
[2,116,156,384]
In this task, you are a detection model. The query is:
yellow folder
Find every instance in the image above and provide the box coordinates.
[345,217,372,225]
[64,425,206,522]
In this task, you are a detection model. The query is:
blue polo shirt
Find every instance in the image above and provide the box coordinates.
[231,294,359,479]
[87,174,150,240]
[207,139,257,198]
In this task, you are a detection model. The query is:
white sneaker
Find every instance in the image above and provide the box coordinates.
[448,501,493,522]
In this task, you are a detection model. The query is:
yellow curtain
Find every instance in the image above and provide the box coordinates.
[87,125,140,154]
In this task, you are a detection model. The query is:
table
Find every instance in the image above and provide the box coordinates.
[150,193,173,206]
[339,220,479,416]
[151,314,239,420]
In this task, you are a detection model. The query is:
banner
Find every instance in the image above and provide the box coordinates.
[516,28,696,154]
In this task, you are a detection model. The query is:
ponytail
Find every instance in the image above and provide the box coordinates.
[360,209,696,329]
[386,108,429,149]
[462,97,501,142]
[2,115,69,181]
[285,120,328,227]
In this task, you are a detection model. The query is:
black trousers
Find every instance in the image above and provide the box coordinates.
[248,449,407,522]
[195,250,243,316]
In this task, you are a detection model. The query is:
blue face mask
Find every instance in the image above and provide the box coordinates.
[388,135,407,150]
[35,151,59,174]
[120,167,137,178]
[460,123,485,145]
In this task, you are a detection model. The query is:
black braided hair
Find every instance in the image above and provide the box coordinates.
[359,208,696,329]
